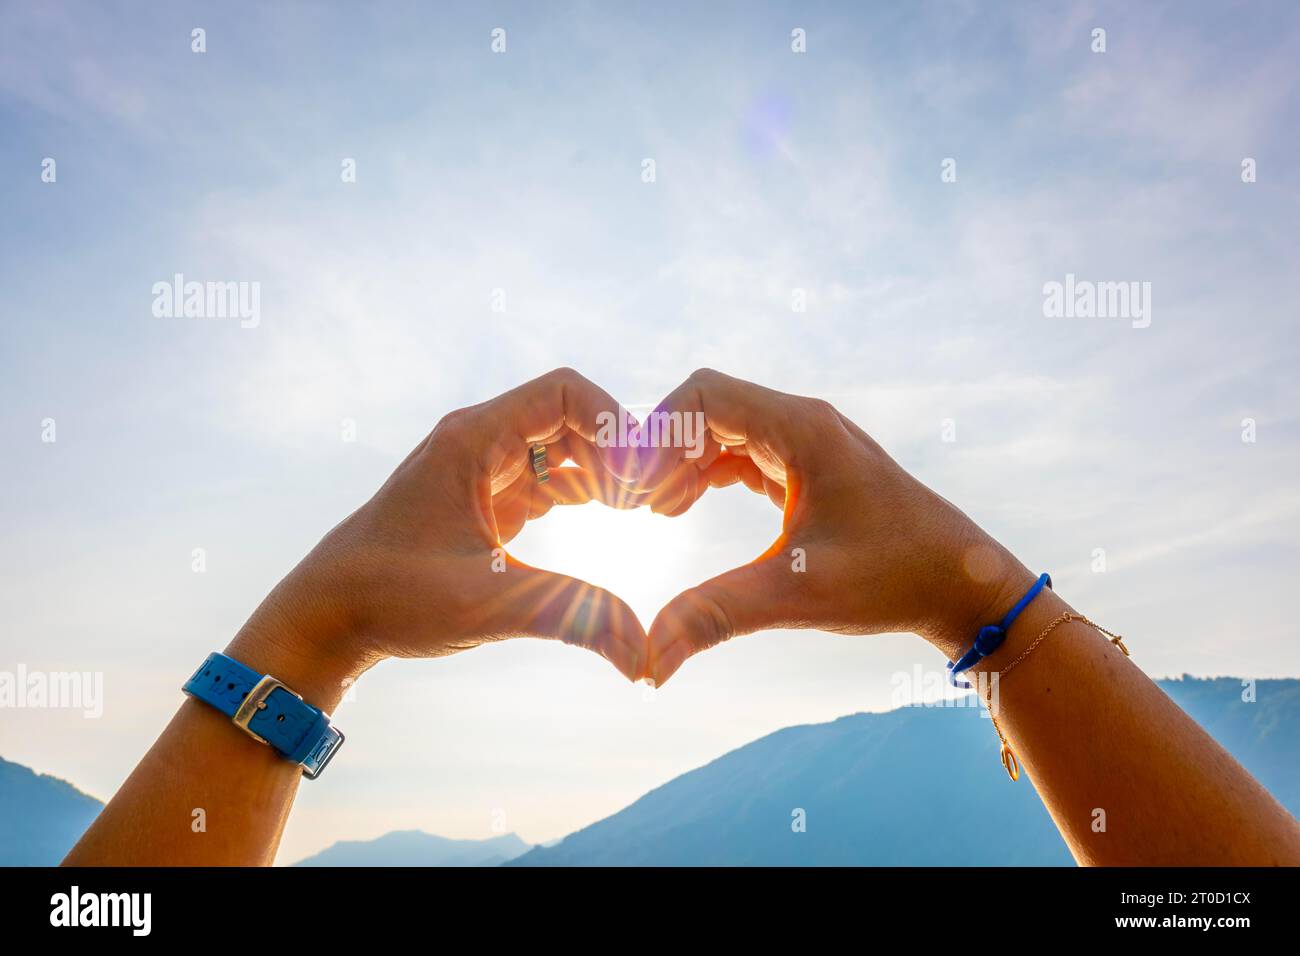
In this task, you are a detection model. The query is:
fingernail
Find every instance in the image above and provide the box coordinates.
[640,677,657,690]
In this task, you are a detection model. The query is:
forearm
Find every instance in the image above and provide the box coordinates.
[942,567,1300,866]
[63,606,363,867]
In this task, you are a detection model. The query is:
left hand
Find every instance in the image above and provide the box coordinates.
[228,368,650,693]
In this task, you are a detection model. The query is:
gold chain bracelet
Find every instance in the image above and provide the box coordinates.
[983,611,1130,782]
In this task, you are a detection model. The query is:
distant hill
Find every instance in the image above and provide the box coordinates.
[293,830,530,867]
[509,677,1300,866]
[5,677,1296,866]
[0,756,102,866]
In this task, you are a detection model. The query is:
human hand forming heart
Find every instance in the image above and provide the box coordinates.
[226,367,1036,699]
[72,366,1300,872]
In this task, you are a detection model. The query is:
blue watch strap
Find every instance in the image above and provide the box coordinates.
[182,652,344,779]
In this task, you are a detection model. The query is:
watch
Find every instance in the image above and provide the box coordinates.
[182,651,345,779]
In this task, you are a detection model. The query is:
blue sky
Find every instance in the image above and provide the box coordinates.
[2,1,1299,862]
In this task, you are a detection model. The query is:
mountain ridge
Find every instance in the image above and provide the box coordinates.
[0,755,104,866]
[4,676,1295,866]
[293,828,531,866]
[508,676,1300,866]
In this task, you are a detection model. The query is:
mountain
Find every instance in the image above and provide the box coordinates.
[510,677,1300,866]
[293,830,531,867]
[0,756,103,866]
[4,677,1295,866]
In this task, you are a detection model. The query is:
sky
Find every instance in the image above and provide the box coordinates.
[2,0,1299,864]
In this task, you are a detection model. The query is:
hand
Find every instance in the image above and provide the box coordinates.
[631,368,1038,685]
[229,368,650,692]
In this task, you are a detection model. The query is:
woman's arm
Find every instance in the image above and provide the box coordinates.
[961,574,1297,865]
[632,368,1300,866]
[64,368,647,866]
[61,609,360,866]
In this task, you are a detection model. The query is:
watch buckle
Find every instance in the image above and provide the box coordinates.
[231,675,300,746]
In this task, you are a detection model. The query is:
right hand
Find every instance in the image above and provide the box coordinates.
[631,369,1037,685]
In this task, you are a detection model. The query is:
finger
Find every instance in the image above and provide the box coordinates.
[731,458,766,493]
[491,455,598,542]
[762,474,787,509]
[631,369,801,494]
[661,470,702,518]
[717,454,783,506]
[563,435,645,508]
[704,452,761,491]
[475,557,648,681]
[492,464,650,545]
[651,452,768,520]
[537,467,595,506]
[646,556,801,687]
[689,429,724,471]
[490,470,536,541]
[479,368,640,484]
[644,460,696,515]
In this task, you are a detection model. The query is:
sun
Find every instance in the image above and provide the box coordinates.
[506,502,701,629]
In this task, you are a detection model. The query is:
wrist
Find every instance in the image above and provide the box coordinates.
[224,579,375,712]
[918,535,1038,663]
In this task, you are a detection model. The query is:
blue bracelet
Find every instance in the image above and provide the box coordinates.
[947,572,1052,688]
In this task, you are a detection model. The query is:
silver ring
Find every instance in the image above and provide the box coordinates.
[530,444,549,483]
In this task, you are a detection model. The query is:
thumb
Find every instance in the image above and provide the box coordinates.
[477,558,647,682]
[646,557,800,687]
